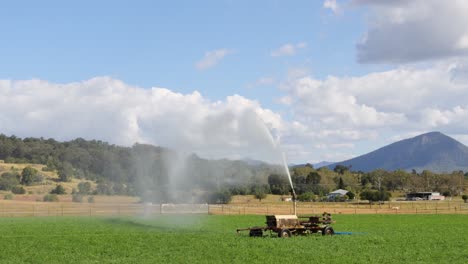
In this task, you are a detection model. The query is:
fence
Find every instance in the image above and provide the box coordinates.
[0,200,467,217]
[209,201,468,215]
[0,201,209,217]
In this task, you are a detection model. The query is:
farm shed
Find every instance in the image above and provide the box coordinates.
[406,192,445,201]
[327,189,349,201]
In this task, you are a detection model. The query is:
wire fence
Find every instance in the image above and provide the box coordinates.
[0,202,209,217]
[209,201,468,215]
[0,201,467,217]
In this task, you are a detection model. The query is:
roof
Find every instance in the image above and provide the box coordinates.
[329,189,348,195]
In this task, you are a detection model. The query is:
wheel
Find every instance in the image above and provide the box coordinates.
[278,229,292,238]
[322,226,334,236]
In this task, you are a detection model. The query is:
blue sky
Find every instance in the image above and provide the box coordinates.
[2,0,468,163]
[1,0,371,99]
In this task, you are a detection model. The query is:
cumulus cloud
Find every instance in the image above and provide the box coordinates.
[278,62,468,162]
[271,42,307,57]
[3,63,468,164]
[356,0,468,63]
[0,77,285,163]
[323,0,341,14]
[195,48,232,70]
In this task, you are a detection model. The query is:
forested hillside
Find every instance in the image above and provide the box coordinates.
[0,135,283,202]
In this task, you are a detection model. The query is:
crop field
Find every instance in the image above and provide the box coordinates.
[0,214,466,263]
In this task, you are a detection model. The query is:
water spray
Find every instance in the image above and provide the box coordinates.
[255,113,297,215]
[282,152,297,215]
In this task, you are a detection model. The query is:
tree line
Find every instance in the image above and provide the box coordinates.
[0,134,466,203]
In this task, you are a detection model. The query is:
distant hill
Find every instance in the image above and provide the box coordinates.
[328,132,468,173]
[313,161,334,169]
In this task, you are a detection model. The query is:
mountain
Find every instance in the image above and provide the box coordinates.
[328,132,468,173]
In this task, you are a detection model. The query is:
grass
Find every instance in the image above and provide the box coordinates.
[0,214,466,263]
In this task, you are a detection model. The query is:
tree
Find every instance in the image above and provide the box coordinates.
[334,165,350,175]
[306,171,321,185]
[58,162,74,182]
[337,177,346,189]
[297,192,316,202]
[95,182,114,195]
[360,190,391,203]
[50,185,66,195]
[268,174,289,195]
[0,172,20,190]
[77,182,92,194]
[461,195,468,203]
[21,166,38,185]
[253,188,267,201]
[72,194,83,203]
[207,190,232,204]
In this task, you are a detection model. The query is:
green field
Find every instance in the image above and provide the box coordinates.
[0,214,466,263]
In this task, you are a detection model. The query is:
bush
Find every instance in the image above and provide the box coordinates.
[72,194,83,203]
[360,190,391,203]
[43,194,59,202]
[297,192,316,202]
[4,193,14,200]
[50,185,66,195]
[21,166,38,186]
[77,182,92,194]
[87,196,95,203]
[11,186,26,194]
[462,195,468,203]
[253,188,267,201]
[95,182,115,195]
[0,172,20,191]
[207,190,232,204]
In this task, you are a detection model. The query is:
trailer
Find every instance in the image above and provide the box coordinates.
[237,212,335,237]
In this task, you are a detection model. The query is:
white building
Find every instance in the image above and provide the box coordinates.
[406,192,445,201]
[327,189,349,201]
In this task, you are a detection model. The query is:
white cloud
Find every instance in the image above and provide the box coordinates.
[323,0,340,14]
[356,0,468,63]
[271,42,307,57]
[277,62,468,161]
[0,77,286,163]
[4,62,468,164]
[195,48,232,70]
